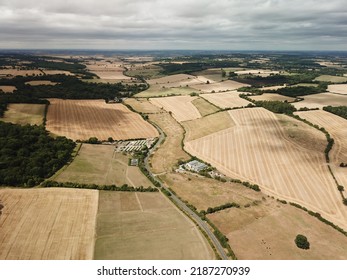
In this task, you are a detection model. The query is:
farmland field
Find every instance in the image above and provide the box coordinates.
[314,75,347,83]
[94,191,213,260]
[135,85,197,98]
[150,96,201,122]
[292,92,347,109]
[252,93,296,103]
[0,85,16,93]
[0,188,98,260]
[185,108,347,230]
[296,110,347,193]
[53,144,154,187]
[124,98,163,114]
[190,80,249,93]
[209,201,347,259]
[25,80,57,86]
[191,97,220,116]
[86,61,131,80]
[327,84,347,95]
[147,74,196,85]
[46,99,158,141]
[149,112,190,173]
[201,92,252,108]
[1,103,45,125]
[160,172,259,211]
[183,111,235,141]
[0,69,42,77]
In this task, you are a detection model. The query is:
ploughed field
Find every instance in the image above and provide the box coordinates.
[185,108,347,230]
[0,188,98,260]
[46,99,158,141]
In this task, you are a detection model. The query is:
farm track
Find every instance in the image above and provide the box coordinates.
[185,108,347,230]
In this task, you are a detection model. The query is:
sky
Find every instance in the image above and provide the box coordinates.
[0,0,346,51]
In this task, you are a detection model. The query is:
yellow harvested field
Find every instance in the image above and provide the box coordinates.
[260,85,286,91]
[46,99,158,141]
[185,108,347,230]
[0,85,16,93]
[54,144,154,187]
[183,111,235,142]
[94,191,213,260]
[191,97,220,116]
[209,201,347,260]
[25,80,57,86]
[150,96,201,122]
[86,61,131,80]
[41,70,73,76]
[149,112,190,173]
[292,92,347,109]
[190,80,249,93]
[1,104,45,125]
[135,85,198,98]
[327,84,347,95]
[147,74,196,85]
[296,110,347,194]
[0,188,98,260]
[252,93,296,103]
[201,92,252,108]
[124,98,163,114]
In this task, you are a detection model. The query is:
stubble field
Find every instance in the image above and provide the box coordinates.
[327,84,347,95]
[0,188,98,260]
[0,85,16,93]
[292,92,347,109]
[46,99,158,141]
[201,92,252,108]
[150,96,201,122]
[296,110,347,193]
[185,108,347,230]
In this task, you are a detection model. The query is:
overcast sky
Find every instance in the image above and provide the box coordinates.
[0,0,346,50]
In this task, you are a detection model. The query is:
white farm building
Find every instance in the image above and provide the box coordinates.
[185,160,208,173]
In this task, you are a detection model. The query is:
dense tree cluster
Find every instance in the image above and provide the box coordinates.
[0,121,75,186]
[271,85,327,97]
[240,95,297,114]
[323,106,347,120]
[295,234,310,250]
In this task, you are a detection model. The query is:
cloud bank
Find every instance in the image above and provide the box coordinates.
[0,0,346,50]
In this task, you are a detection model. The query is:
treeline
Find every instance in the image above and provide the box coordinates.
[202,202,240,215]
[240,94,297,114]
[159,61,240,75]
[0,121,75,187]
[0,75,146,100]
[41,180,158,192]
[270,84,327,97]
[323,106,347,120]
[233,73,318,87]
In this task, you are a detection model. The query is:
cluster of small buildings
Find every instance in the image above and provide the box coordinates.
[114,138,156,153]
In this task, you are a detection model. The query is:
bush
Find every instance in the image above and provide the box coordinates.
[295,234,310,250]
[338,185,345,192]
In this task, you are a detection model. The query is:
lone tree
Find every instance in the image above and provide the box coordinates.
[295,234,310,250]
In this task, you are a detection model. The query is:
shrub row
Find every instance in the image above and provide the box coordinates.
[202,202,240,215]
[41,180,158,192]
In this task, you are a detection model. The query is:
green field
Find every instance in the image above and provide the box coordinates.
[94,191,213,260]
[314,75,347,83]
[1,103,46,125]
[53,143,153,187]
[192,97,220,116]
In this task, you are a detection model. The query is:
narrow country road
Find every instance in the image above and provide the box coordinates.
[144,121,229,260]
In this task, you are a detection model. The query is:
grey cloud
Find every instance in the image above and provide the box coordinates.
[0,0,346,50]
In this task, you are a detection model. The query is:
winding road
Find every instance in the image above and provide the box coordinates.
[144,121,229,260]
